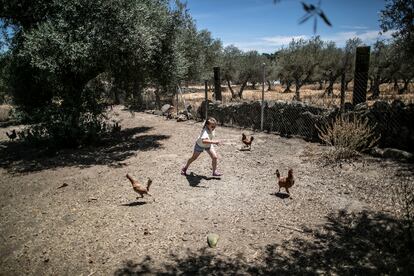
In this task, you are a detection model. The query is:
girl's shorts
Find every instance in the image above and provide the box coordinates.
[194,143,211,153]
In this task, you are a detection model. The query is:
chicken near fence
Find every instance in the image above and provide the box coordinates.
[242,133,254,149]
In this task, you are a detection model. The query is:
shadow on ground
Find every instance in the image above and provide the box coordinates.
[274,192,290,199]
[114,210,414,275]
[120,201,148,207]
[185,172,221,188]
[0,126,169,173]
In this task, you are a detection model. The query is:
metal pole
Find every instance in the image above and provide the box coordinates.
[204,80,208,120]
[261,63,265,131]
[176,89,179,116]
[214,67,222,101]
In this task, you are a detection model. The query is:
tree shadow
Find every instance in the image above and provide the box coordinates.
[0,126,170,173]
[114,210,414,275]
[185,172,220,188]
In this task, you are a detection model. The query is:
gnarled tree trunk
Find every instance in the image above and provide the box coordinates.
[283,80,292,93]
[399,78,411,94]
[226,79,236,98]
[267,80,273,91]
[237,81,248,99]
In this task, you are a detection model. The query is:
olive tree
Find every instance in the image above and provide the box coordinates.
[277,37,323,100]
[0,0,190,146]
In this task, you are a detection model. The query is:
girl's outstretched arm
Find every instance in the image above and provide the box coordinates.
[201,138,222,145]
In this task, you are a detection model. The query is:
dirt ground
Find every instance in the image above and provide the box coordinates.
[0,106,413,275]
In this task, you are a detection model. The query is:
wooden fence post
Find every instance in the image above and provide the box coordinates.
[204,80,208,119]
[353,46,370,106]
[214,67,222,101]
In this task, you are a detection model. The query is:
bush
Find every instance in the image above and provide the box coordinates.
[15,85,110,149]
[0,104,12,122]
[392,175,414,248]
[316,114,380,160]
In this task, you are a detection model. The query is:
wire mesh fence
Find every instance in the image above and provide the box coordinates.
[142,78,414,153]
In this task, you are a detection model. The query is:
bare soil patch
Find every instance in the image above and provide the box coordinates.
[0,106,413,275]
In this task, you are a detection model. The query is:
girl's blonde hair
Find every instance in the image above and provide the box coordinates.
[203,117,217,129]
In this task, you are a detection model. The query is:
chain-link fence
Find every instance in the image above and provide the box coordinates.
[141,78,413,154]
[141,45,413,154]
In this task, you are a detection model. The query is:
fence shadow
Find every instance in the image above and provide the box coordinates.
[0,126,170,173]
[114,210,414,275]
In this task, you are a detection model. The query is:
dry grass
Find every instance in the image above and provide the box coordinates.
[391,175,414,245]
[170,83,414,112]
[0,104,12,122]
[316,114,380,161]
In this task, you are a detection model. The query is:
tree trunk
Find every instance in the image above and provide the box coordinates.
[393,79,399,92]
[368,78,374,93]
[325,80,334,96]
[226,79,236,98]
[267,80,273,91]
[133,80,143,107]
[238,81,248,99]
[399,79,411,94]
[113,85,121,104]
[154,87,161,109]
[251,81,256,90]
[294,81,301,101]
[318,80,324,90]
[283,81,292,93]
[370,78,381,99]
[340,72,346,110]
[345,79,352,91]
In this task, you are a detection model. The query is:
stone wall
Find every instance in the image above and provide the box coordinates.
[198,100,414,153]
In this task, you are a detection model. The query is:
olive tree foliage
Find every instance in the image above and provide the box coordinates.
[368,41,395,99]
[261,53,278,91]
[341,37,362,90]
[319,41,343,96]
[0,0,191,146]
[369,39,413,98]
[221,45,242,98]
[274,50,294,93]
[276,37,323,101]
[379,0,414,94]
[179,19,222,86]
[0,52,11,104]
[318,38,361,97]
[391,39,414,93]
[238,51,266,98]
[149,1,190,107]
[221,47,266,100]
[380,0,414,56]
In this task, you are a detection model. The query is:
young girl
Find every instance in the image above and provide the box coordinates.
[181,117,222,176]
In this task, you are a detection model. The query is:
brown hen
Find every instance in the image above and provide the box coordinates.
[126,174,152,199]
[276,169,295,194]
[242,133,254,149]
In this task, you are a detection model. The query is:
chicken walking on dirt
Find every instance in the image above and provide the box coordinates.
[276,169,295,194]
[126,174,153,199]
[6,129,17,141]
[241,133,254,149]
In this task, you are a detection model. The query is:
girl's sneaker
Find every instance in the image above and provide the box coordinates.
[181,167,188,176]
[213,171,223,177]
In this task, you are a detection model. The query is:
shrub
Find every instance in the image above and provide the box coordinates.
[392,175,414,248]
[316,114,380,160]
[0,104,11,122]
